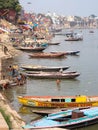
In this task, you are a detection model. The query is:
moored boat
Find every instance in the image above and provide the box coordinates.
[16,46,46,52]
[22,107,98,129]
[65,32,83,41]
[47,42,60,45]
[64,51,80,55]
[17,95,98,108]
[32,108,67,116]
[29,52,66,58]
[21,65,70,72]
[25,71,80,79]
[51,51,80,55]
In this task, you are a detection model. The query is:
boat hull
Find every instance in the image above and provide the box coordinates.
[25,71,80,79]
[63,118,98,129]
[22,107,98,129]
[17,95,98,108]
[21,65,70,72]
[23,117,98,129]
[65,38,83,41]
[47,42,60,45]
[29,52,66,58]
[17,46,46,52]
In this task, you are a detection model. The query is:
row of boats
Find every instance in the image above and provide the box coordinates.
[14,31,83,53]
[17,95,98,129]
[25,71,80,79]
[17,31,85,129]
[20,51,80,79]
[16,35,80,79]
[22,107,98,129]
[17,44,80,57]
[15,44,80,80]
[21,64,80,79]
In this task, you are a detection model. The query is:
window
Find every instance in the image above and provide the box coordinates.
[51,99,60,102]
[71,98,76,102]
[61,99,65,102]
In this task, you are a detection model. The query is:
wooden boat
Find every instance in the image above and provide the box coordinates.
[21,65,70,72]
[22,107,98,129]
[17,46,46,52]
[46,107,90,120]
[17,95,98,108]
[64,51,80,55]
[47,42,60,45]
[51,51,80,55]
[25,71,80,79]
[32,108,67,116]
[29,52,66,58]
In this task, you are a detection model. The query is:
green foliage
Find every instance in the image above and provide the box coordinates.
[0,108,12,129]
[0,0,22,13]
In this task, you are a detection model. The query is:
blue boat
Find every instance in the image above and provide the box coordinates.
[23,107,98,129]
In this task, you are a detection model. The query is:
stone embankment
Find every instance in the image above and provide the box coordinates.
[0,93,25,130]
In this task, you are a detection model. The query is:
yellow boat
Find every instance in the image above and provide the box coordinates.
[17,95,98,108]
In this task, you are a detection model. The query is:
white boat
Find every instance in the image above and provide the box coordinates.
[65,32,83,41]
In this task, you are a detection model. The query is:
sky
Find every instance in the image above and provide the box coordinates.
[19,0,98,16]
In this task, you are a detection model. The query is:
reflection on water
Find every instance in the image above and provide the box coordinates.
[19,106,32,114]
[2,29,98,129]
[57,83,61,91]
[19,106,48,123]
[74,124,98,130]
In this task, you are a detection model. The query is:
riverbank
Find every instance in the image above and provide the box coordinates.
[0,94,68,130]
[0,18,25,129]
[0,93,25,130]
[0,42,25,129]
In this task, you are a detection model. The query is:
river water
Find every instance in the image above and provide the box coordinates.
[2,28,98,130]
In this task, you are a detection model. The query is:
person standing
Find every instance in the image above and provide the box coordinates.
[7,65,13,80]
[3,45,8,55]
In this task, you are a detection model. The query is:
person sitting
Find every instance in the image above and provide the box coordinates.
[7,65,13,80]
[16,73,27,86]
[16,73,22,86]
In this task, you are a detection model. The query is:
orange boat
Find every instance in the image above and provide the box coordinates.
[29,52,66,58]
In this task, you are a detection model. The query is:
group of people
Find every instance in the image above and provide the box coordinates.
[7,65,27,86]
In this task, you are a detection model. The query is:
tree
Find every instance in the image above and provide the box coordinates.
[0,0,22,13]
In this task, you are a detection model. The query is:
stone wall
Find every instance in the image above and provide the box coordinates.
[0,57,13,80]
